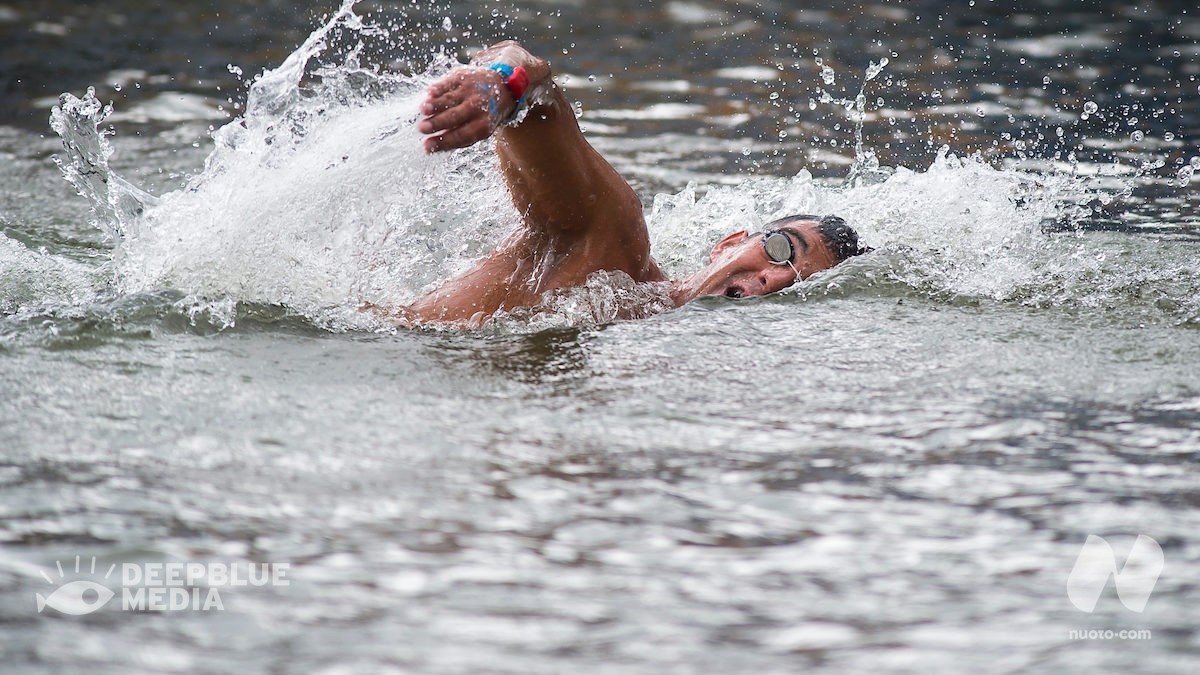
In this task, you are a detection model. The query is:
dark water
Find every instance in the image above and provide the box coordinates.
[1,1,1199,672]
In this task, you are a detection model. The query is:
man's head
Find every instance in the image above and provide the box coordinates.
[682,214,864,300]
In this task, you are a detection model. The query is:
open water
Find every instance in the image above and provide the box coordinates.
[1,0,1198,672]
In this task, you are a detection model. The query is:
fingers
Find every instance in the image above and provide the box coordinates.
[420,67,497,114]
[421,81,468,117]
[423,116,492,153]
[417,66,510,153]
[418,99,481,135]
[425,67,484,98]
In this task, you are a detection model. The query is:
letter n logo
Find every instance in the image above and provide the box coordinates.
[1067,535,1163,613]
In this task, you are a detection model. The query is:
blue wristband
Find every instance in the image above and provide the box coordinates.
[486,63,527,123]
[488,63,515,79]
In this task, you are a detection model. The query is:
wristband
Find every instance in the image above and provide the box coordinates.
[487,63,530,121]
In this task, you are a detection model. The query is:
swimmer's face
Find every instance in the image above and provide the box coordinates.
[694,220,838,299]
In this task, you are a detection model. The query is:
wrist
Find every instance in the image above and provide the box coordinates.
[484,62,538,125]
[471,42,551,94]
[487,63,530,103]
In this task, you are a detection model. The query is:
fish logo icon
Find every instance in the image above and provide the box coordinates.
[36,555,117,616]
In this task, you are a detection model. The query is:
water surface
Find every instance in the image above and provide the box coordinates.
[1,0,1198,672]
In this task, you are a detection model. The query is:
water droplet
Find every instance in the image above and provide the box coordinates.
[1083,101,1098,115]
[778,130,788,139]
[820,65,835,85]
[1164,132,1176,142]
[114,84,122,92]
[442,17,452,31]
[1190,156,1200,168]
[865,58,888,81]
[976,107,986,117]
[1042,76,1051,85]
[741,147,752,156]
[1056,126,1064,137]
[1130,130,1144,142]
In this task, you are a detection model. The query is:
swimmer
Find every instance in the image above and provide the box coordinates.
[372,41,865,326]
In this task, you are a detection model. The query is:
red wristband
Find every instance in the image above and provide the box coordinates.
[488,63,530,104]
[507,66,530,101]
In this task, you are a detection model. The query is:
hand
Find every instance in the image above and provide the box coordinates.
[418,67,515,154]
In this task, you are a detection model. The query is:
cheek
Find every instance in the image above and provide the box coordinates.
[765,266,799,291]
[793,253,828,279]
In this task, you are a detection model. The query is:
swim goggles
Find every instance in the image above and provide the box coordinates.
[762,230,795,265]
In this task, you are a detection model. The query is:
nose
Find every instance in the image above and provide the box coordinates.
[757,266,799,294]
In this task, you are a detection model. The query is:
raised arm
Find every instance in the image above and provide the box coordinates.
[417,42,644,240]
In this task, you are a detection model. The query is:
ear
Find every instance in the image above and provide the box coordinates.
[709,230,749,262]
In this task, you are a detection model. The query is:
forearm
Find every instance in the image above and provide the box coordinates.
[467,40,552,104]
[419,41,641,236]
[471,45,639,234]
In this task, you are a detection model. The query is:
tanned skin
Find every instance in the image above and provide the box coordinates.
[377,41,838,327]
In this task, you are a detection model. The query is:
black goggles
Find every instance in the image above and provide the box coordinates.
[761,230,795,265]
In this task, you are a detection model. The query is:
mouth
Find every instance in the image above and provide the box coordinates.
[723,286,745,299]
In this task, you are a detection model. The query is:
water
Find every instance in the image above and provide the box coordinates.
[2,0,1199,672]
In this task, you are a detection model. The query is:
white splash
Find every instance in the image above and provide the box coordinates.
[0,233,101,314]
[646,146,1132,307]
[51,1,513,330]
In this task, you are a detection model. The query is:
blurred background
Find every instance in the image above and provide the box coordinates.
[1,0,1195,181]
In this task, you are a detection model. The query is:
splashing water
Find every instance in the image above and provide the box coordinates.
[864,56,889,82]
[51,1,514,330]
[806,56,895,187]
[647,147,1131,307]
[49,87,158,242]
[0,233,101,314]
[44,0,1171,332]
